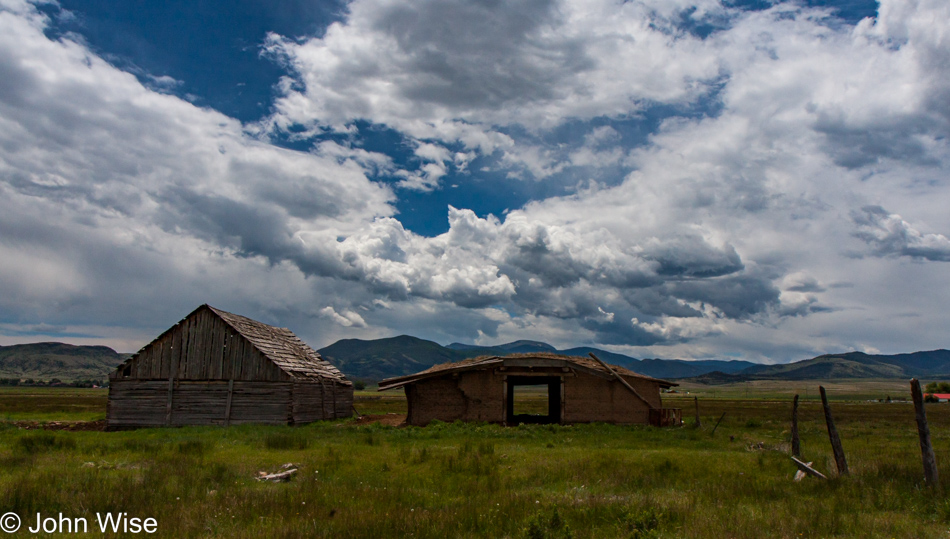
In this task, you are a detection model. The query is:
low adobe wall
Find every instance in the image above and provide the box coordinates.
[406,369,505,425]
[562,374,657,425]
[403,368,661,426]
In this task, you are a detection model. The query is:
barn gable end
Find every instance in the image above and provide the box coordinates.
[107,305,352,429]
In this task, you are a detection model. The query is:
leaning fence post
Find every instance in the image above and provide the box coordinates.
[694,396,702,429]
[791,394,801,457]
[710,412,726,436]
[910,378,939,485]
[819,386,848,476]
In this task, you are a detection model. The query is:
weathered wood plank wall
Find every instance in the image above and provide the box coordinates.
[117,313,291,383]
[109,379,352,429]
[108,306,353,429]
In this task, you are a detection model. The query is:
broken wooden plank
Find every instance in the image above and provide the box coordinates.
[257,468,297,482]
[791,456,827,480]
[588,352,655,410]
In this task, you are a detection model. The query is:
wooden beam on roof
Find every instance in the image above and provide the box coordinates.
[376,357,504,391]
[504,358,574,369]
[588,352,656,410]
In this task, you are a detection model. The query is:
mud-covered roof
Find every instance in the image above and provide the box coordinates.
[378,352,675,391]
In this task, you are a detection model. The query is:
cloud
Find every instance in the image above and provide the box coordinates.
[852,206,950,261]
[0,0,392,325]
[265,0,720,129]
[259,0,724,185]
[2,0,950,362]
[320,206,789,345]
[319,306,367,328]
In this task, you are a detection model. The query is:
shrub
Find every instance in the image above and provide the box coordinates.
[264,432,310,450]
[523,508,573,539]
[178,439,207,456]
[15,432,76,453]
[619,507,662,539]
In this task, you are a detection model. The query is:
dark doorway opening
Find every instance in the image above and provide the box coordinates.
[506,376,561,425]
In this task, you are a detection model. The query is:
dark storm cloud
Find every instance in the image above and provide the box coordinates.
[155,188,302,260]
[668,274,781,319]
[814,115,937,169]
[580,314,666,347]
[646,237,744,278]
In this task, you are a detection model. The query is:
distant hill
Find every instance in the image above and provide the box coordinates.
[634,358,758,379]
[0,342,127,382]
[324,336,758,382]
[733,350,950,381]
[321,333,950,384]
[446,340,556,355]
[13,338,943,385]
[319,335,486,381]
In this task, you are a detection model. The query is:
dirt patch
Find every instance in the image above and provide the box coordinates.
[354,413,406,427]
[10,420,106,431]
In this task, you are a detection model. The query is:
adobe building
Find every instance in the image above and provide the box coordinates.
[107,304,352,429]
[378,353,680,426]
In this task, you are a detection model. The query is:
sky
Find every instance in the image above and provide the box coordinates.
[0,0,948,362]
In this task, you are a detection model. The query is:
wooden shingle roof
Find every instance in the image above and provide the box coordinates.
[114,304,350,384]
[206,306,349,384]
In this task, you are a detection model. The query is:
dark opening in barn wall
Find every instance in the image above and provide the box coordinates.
[506,376,561,425]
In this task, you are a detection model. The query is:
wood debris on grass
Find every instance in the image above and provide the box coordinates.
[791,456,827,480]
[354,413,406,426]
[10,420,105,431]
[257,463,299,482]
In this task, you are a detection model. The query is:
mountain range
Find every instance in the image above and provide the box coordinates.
[0,342,128,382]
[3,337,949,385]
[318,336,950,384]
[319,336,755,381]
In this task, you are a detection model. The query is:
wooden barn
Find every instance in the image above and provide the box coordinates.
[107,304,352,429]
[378,353,681,426]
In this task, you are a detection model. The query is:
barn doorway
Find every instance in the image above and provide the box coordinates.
[506,376,561,425]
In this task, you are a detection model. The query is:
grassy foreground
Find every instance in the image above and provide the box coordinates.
[0,388,949,537]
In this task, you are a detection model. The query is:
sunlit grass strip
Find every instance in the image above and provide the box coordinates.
[0,410,948,538]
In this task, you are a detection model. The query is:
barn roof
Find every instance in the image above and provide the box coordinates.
[117,304,350,384]
[205,306,349,383]
[377,352,676,391]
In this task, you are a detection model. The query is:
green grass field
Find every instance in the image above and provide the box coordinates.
[1,384,949,537]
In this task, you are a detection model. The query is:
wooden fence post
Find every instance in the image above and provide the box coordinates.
[910,378,939,485]
[710,412,726,436]
[791,394,801,457]
[819,386,848,476]
[694,396,702,429]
